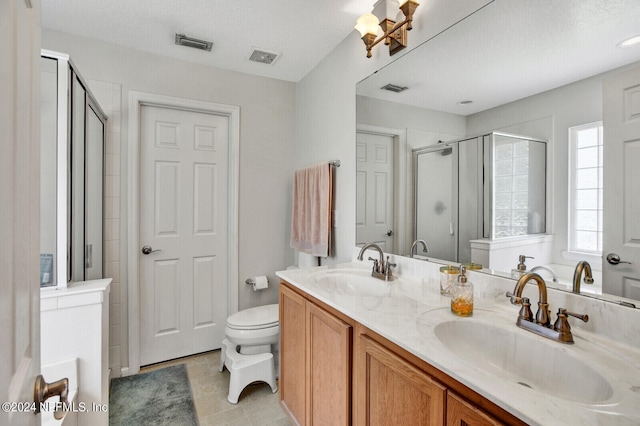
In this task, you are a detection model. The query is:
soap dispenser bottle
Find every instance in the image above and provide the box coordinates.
[511,255,534,279]
[451,265,473,317]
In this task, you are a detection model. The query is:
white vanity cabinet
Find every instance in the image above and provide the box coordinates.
[41,279,111,426]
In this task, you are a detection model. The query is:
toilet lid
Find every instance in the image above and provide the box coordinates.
[227,304,279,330]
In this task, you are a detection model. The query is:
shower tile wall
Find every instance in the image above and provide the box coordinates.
[88,79,123,377]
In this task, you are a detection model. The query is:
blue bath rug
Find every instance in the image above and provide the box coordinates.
[109,364,199,426]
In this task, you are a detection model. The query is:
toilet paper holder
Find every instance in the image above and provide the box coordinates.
[245,277,269,285]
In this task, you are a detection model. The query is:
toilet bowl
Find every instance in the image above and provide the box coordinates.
[224,303,280,355]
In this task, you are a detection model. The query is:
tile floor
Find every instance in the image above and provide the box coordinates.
[140,350,289,426]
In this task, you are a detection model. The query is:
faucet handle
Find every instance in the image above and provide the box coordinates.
[564,309,589,323]
[518,297,534,321]
[506,291,523,305]
[384,256,396,280]
[385,256,396,269]
[553,308,588,343]
[368,257,379,272]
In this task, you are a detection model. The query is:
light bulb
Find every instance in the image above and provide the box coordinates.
[355,13,380,38]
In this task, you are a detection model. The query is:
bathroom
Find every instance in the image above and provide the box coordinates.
[2,0,640,425]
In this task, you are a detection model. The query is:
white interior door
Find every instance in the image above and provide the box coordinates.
[356,132,395,252]
[140,105,229,365]
[1,0,41,424]
[602,63,640,300]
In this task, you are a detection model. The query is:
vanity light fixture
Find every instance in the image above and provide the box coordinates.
[355,0,420,58]
[617,34,640,48]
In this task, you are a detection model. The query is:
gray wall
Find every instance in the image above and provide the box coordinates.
[43,29,296,376]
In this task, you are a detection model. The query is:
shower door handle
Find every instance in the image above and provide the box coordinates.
[141,245,162,255]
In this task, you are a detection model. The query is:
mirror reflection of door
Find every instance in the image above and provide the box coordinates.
[603,63,640,300]
[356,131,395,252]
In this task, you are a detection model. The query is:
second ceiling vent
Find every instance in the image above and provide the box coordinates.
[247,47,281,65]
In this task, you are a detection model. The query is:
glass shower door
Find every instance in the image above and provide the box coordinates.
[415,146,457,262]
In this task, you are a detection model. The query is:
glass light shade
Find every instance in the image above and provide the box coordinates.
[399,0,419,5]
[355,13,380,37]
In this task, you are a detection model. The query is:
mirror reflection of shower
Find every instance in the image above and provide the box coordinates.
[413,132,547,264]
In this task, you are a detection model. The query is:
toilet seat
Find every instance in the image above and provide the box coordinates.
[226,304,279,330]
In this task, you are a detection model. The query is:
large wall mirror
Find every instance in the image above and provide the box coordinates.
[356,0,640,304]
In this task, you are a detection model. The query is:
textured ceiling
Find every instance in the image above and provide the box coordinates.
[357,0,640,115]
[41,0,374,82]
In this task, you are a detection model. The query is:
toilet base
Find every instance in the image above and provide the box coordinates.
[238,343,271,355]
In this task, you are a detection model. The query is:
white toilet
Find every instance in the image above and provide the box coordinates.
[219,303,280,404]
[224,303,280,355]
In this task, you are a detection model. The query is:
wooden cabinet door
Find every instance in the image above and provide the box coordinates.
[280,285,307,425]
[307,302,352,425]
[447,392,505,426]
[355,334,446,426]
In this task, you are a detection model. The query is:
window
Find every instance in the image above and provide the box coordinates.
[568,122,603,254]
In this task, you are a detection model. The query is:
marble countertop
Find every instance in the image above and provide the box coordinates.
[276,255,640,425]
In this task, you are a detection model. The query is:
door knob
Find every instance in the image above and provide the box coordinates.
[386,230,394,236]
[141,245,162,255]
[34,375,68,420]
[606,253,632,265]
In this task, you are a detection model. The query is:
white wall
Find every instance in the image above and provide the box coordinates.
[295,0,492,263]
[42,29,296,375]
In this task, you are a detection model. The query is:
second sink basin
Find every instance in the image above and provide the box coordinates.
[433,318,614,403]
[309,268,390,297]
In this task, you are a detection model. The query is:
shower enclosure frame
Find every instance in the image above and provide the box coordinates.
[41,50,107,289]
[413,131,548,264]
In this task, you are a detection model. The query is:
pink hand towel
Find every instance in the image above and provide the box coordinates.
[290,163,333,257]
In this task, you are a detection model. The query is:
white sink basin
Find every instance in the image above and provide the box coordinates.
[434,319,614,403]
[309,268,391,297]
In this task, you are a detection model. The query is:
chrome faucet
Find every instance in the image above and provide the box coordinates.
[530,265,559,282]
[357,243,396,281]
[506,272,588,344]
[572,261,594,293]
[409,239,429,258]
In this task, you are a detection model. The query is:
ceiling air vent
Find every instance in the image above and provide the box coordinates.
[381,83,408,93]
[175,34,213,52]
[247,47,281,65]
